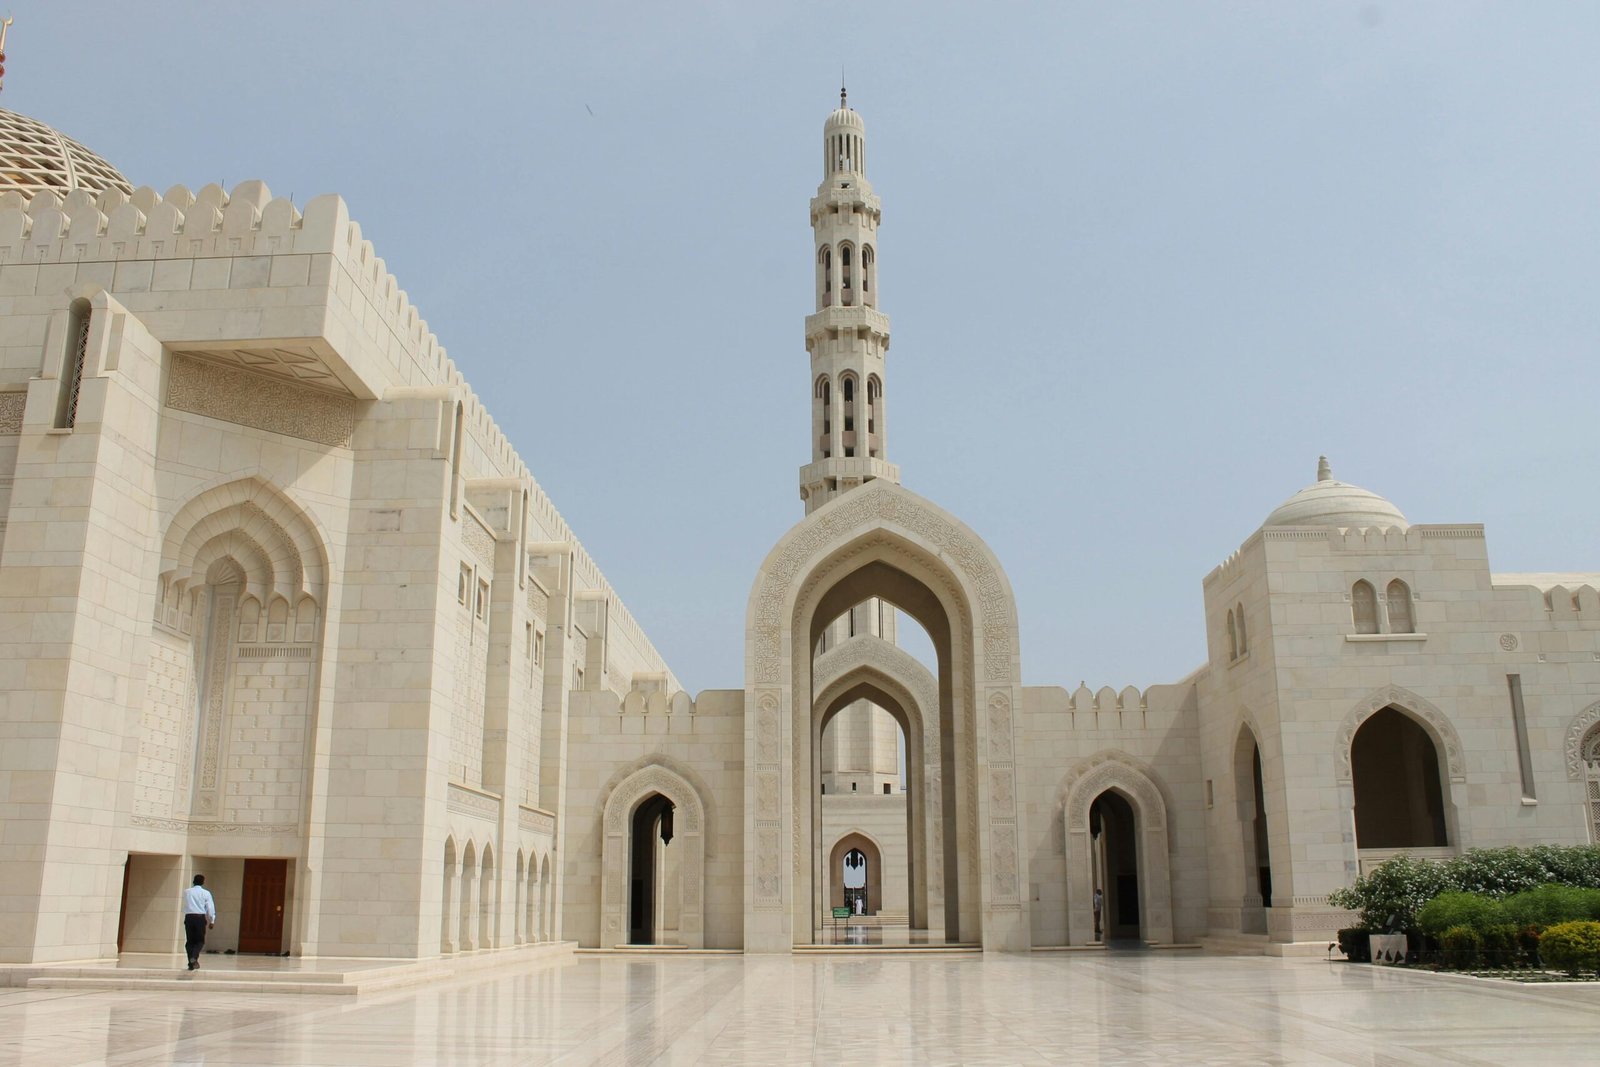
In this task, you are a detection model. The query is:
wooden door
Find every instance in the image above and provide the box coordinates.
[238,858,287,953]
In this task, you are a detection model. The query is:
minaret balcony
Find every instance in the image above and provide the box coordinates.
[804,305,890,341]
[799,455,900,487]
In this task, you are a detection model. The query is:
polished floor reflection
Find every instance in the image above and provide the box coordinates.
[2,949,1597,1066]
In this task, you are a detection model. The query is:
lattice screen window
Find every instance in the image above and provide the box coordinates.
[1585,728,1600,844]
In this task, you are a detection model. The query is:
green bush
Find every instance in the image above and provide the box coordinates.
[1438,925,1482,969]
[1329,855,1451,930]
[1336,927,1371,962]
[1502,885,1600,929]
[1330,846,1600,930]
[1537,920,1600,977]
[1417,892,1508,937]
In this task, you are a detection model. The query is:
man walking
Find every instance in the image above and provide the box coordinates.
[183,874,216,971]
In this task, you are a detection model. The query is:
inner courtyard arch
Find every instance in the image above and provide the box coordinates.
[744,481,1027,952]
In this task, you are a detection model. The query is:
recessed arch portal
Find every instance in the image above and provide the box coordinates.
[744,480,1025,952]
[600,762,706,948]
[1058,752,1175,946]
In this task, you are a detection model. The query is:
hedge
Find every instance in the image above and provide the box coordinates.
[1537,921,1600,977]
[1328,845,1600,930]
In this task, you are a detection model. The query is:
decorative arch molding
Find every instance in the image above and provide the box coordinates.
[598,761,707,948]
[1056,750,1176,945]
[813,634,938,729]
[1336,685,1465,783]
[1565,700,1600,779]
[743,479,1026,951]
[159,476,329,602]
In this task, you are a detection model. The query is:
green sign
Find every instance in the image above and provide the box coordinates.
[832,906,851,919]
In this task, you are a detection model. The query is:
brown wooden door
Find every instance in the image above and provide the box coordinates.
[238,858,287,953]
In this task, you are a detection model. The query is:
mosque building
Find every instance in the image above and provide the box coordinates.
[1,83,1597,965]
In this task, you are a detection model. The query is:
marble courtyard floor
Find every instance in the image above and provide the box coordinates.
[1,949,1597,1066]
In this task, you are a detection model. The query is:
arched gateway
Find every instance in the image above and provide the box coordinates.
[744,479,1027,951]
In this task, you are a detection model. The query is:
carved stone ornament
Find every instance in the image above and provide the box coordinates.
[167,353,355,447]
[0,391,24,434]
[1058,750,1169,833]
[1564,700,1600,779]
[1335,685,1465,783]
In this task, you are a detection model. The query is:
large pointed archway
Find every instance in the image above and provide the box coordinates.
[743,480,1026,952]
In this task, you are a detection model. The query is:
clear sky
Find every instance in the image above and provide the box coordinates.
[10,2,1598,693]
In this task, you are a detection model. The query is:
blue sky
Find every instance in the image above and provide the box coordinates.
[11,2,1599,692]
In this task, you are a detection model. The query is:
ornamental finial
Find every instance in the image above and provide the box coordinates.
[0,16,13,94]
[1317,455,1332,482]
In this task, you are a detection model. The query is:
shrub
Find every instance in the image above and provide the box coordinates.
[1537,920,1600,977]
[1417,892,1508,938]
[1336,927,1371,962]
[1329,855,1451,930]
[1502,884,1600,929]
[1438,925,1482,969]
[1330,846,1600,931]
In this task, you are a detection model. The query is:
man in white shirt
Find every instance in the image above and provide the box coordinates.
[183,874,216,971]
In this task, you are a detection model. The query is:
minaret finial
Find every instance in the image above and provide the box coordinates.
[1317,455,1332,482]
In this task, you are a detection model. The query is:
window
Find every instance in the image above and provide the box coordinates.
[574,666,584,689]
[56,300,91,430]
[458,563,472,607]
[883,782,891,795]
[534,629,545,668]
[1235,602,1247,654]
[475,578,489,621]
[1386,579,1414,634]
[1352,580,1378,634]
[1226,609,1238,660]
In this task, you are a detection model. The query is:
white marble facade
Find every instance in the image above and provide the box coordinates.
[0,95,1597,966]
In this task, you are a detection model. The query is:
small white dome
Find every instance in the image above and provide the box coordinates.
[0,107,131,197]
[1263,457,1407,529]
[826,106,864,131]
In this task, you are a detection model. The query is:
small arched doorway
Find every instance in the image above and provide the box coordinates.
[1351,706,1448,849]
[628,793,675,945]
[1090,791,1140,940]
[827,832,884,917]
[1233,725,1273,934]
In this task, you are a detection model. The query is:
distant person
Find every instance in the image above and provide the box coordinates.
[1093,887,1104,940]
[183,874,216,971]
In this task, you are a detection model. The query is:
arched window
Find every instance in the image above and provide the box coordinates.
[840,375,856,457]
[1386,579,1414,634]
[1226,609,1238,661]
[56,299,91,429]
[1350,706,1447,848]
[819,245,832,304]
[840,244,853,297]
[820,378,832,458]
[1351,580,1378,634]
[862,244,875,297]
[1235,603,1247,655]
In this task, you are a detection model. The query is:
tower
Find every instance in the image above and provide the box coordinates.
[799,89,899,514]
[807,92,903,801]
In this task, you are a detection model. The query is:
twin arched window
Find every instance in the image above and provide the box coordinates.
[1352,578,1414,634]
[1226,603,1248,661]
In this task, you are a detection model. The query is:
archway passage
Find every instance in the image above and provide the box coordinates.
[828,833,883,916]
[1091,791,1140,940]
[628,793,675,945]
[1352,706,1447,848]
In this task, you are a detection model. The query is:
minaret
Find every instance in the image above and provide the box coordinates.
[799,88,899,514]
[808,91,903,799]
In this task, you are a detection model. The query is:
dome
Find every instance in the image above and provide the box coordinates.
[825,88,864,132]
[0,107,132,198]
[1263,457,1408,529]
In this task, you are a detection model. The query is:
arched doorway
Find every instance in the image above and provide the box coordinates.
[1090,791,1140,940]
[1059,751,1175,946]
[628,793,674,945]
[1351,706,1447,849]
[744,481,1027,952]
[827,832,883,916]
[600,762,707,948]
[1234,725,1272,934]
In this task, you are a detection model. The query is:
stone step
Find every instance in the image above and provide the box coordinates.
[28,976,356,995]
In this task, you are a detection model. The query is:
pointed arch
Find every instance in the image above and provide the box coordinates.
[1056,751,1174,946]
[599,762,707,948]
[744,479,1024,951]
[159,476,328,604]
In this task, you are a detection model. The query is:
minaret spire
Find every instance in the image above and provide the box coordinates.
[799,94,899,514]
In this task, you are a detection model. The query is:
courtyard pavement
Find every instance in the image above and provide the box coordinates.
[1,948,1596,1065]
